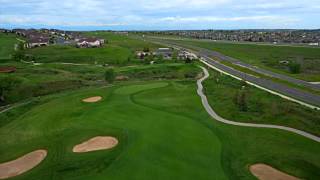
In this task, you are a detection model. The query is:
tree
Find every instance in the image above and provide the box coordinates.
[0,77,21,103]
[12,42,26,61]
[145,54,154,64]
[157,54,163,62]
[233,89,248,112]
[172,51,178,62]
[105,68,115,83]
[289,62,301,74]
[185,57,192,64]
[17,42,25,51]
[143,47,150,52]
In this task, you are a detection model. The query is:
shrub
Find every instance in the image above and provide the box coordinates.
[105,68,115,83]
[143,47,150,52]
[289,62,301,74]
[233,89,248,112]
[0,76,22,104]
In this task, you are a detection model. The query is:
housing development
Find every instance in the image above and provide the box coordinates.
[0,0,320,180]
[147,29,320,45]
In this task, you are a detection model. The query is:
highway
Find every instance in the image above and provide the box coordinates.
[198,48,320,91]
[146,37,320,109]
[150,37,320,91]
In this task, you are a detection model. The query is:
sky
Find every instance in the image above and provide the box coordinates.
[0,0,320,30]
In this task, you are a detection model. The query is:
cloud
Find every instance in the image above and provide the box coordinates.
[0,0,319,29]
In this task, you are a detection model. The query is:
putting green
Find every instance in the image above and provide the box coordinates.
[0,81,226,180]
[114,82,169,95]
[0,80,319,179]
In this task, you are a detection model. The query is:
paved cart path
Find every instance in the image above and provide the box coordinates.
[197,66,320,143]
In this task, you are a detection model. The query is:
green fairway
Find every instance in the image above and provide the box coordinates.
[0,33,18,60]
[0,81,227,180]
[166,38,320,81]
[1,79,319,179]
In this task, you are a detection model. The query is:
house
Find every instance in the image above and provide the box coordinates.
[0,29,10,33]
[26,31,49,39]
[76,38,104,48]
[178,51,198,60]
[12,29,28,36]
[27,37,50,48]
[155,48,173,59]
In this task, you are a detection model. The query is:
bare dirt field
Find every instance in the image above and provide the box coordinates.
[82,96,102,103]
[0,150,47,179]
[73,136,118,153]
[250,163,300,180]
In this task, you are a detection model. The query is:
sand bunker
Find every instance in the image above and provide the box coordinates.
[73,136,118,153]
[82,96,102,103]
[250,164,300,180]
[0,150,47,179]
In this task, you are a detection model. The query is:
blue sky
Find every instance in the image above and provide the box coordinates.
[0,0,320,30]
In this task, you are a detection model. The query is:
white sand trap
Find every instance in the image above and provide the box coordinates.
[82,96,102,103]
[0,150,47,179]
[73,136,118,153]
[250,164,300,180]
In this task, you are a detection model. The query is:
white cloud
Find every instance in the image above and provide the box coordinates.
[0,0,318,29]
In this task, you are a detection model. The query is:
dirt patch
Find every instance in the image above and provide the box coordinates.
[250,163,300,180]
[82,96,102,103]
[0,67,16,73]
[73,136,118,153]
[115,75,129,81]
[0,150,47,179]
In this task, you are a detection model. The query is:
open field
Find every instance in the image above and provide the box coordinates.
[0,33,19,60]
[160,38,320,82]
[26,32,162,65]
[1,78,319,179]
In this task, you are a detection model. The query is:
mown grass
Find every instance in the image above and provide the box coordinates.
[0,81,227,180]
[133,80,320,179]
[203,68,320,136]
[1,76,319,179]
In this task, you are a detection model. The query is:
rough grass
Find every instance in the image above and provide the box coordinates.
[0,33,18,60]
[26,32,163,65]
[0,62,199,105]
[203,69,320,136]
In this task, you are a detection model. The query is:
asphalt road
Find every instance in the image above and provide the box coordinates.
[156,38,320,90]
[197,66,320,143]
[198,48,320,90]
[148,38,320,108]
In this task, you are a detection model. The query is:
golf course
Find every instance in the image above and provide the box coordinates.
[0,31,320,180]
[0,69,320,179]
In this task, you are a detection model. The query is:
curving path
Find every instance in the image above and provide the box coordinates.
[197,66,320,143]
